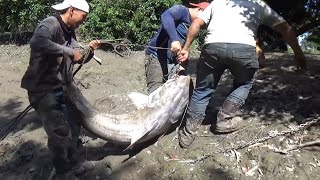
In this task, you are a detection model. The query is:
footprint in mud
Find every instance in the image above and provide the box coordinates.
[94,97,117,112]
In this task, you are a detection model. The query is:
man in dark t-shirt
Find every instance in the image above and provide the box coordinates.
[21,0,100,178]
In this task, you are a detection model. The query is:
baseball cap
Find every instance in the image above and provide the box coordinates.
[189,2,210,10]
[52,0,90,13]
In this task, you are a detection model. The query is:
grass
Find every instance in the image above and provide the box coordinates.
[287,47,320,55]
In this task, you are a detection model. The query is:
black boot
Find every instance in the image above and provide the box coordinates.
[215,100,244,133]
[178,114,203,148]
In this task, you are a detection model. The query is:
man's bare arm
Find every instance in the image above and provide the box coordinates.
[273,22,306,70]
[178,18,205,63]
[183,18,205,51]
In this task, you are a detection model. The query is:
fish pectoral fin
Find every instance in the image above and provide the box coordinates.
[125,127,151,150]
[128,92,149,109]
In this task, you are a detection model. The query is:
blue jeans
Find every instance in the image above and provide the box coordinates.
[187,43,258,121]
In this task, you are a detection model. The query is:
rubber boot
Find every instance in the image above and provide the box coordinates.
[178,115,203,148]
[215,100,244,133]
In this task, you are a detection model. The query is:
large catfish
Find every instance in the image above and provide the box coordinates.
[65,75,191,148]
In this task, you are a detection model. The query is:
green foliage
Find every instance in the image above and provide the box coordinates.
[1,0,318,50]
[305,28,320,54]
[80,0,180,44]
[0,0,55,32]
[0,0,180,45]
[128,0,178,44]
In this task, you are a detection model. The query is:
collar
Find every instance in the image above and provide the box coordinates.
[54,14,73,35]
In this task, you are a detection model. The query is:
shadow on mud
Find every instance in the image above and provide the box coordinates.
[0,140,51,180]
[1,53,320,179]
[188,53,320,128]
[0,98,41,141]
[244,53,320,124]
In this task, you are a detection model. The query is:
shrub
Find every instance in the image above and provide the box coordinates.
[80,0,180,45]
[0,0,55,33]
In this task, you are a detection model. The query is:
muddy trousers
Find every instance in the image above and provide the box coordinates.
[28,89,81,174]
[145,55,166,94]
[183,43,258,133]
[145,55,186,94]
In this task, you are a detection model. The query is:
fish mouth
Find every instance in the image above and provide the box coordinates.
[175,75,191,87]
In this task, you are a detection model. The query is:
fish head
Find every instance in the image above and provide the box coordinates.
[127,75,191,147]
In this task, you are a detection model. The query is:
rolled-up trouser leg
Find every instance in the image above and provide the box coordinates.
[145,55,165,94]
[28,91,78,174]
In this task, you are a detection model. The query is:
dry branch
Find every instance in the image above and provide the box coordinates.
[277,140,320,154]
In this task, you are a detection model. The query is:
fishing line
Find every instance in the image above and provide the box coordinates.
[0,105,33,141]
[177,101,190,131]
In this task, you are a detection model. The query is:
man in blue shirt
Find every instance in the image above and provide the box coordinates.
[145,2,210,94]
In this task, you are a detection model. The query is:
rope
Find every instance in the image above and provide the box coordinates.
[0,58,84,142]
[0,105,33,141]
[99,39,172,59]
[99,39,171,50]
[127,43,171,50]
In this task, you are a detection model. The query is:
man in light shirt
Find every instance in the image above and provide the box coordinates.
[177,0,306,148]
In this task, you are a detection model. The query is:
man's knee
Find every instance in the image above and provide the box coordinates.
[53,125,70,137]
[145,57,165,94]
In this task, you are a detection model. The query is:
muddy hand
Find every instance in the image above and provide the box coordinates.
[73,49,83,63]
[294,54,307,72]
[171,41,182,55]
[177,49,189,64]
[89,40,101,50]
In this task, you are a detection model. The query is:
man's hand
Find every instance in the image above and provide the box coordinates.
[171,41,182,54]
[73,49,83,63]
[177,49,189,64]
[89,39,101,50]
[273,22,307,72]
[294,53,307,71]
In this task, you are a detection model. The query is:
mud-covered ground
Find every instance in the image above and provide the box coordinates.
[0,44,320,180]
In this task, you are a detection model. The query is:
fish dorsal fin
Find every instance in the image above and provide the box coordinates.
[128,92,149,109]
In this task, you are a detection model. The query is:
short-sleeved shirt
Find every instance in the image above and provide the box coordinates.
[198,0,286,46]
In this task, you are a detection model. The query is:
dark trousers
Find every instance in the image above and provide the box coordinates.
[187,43,259,124]
[28,89,81,174]
[145,53,185,95]
[144,54,166,94]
